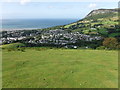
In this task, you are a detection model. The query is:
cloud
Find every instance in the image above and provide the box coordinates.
[2,0,25,2]
[20,0,31,5]
[2,0,119,2]
[4,0,13,2]
[2,0,31,5]
[88,3,97,8]
[2,0,17,2]
[48,5,54,9]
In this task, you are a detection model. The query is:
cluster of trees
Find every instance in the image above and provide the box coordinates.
[102,37,120,50]
[97,37,120,50]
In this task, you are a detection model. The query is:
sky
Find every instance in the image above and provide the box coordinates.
[1,0,119,19]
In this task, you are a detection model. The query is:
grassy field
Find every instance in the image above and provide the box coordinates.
[2,48,118,88]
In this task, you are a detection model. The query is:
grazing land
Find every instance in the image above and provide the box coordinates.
[2,48,118,88]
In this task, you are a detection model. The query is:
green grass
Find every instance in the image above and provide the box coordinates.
[64,23,76,28]
[2,48,118,88]
[101,21,118,25]
[109,33,120,37]
[1,43,25,49]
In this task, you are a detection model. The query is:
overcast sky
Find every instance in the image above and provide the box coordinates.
[1,0,119,19]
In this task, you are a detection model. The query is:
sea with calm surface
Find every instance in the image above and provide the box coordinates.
[1,19,79,31]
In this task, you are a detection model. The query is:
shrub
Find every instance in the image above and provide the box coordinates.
[35,48,42,51]
[17,47,26,52]
[3,43,26,51]
[96,46,106,50]
[7,48,12,52]
[103,37,118,49]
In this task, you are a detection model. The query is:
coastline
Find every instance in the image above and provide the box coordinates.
[0,28,41,31]
[1,19,78,32]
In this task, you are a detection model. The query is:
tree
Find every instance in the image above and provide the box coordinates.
[103,37,118,49]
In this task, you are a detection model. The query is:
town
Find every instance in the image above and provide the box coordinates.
[1,29,103,48]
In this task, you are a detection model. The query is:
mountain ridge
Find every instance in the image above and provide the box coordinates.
[43,8,118,30]
[86,8,118,17]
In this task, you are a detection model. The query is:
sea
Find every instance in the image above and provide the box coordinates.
[0,19,79,31]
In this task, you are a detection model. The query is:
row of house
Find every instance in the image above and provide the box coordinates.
[1,29,103,45]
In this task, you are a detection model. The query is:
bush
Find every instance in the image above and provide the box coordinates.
[2,43,26,52]
[103,37,118,49]
[34,47,49,51]
[7,48,12,52]
[96,46,106,50]
[17,47,26,52]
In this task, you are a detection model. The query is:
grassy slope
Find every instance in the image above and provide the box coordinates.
[2,49,118,88]
[49,10,119,37]
[42,10,118,30]
[41,9,119,39]
[1,43,25,49]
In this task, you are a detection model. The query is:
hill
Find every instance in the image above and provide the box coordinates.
[43,9,119,39]
[86,9,118,18]
[1,8,120,49]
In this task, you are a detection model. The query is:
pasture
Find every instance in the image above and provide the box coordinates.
[2,48,118,88]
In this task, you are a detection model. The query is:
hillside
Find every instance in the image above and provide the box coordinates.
[64,9,119,37]
[1,8,120,49]
[86,9,118,18]
[44,9,119,38]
